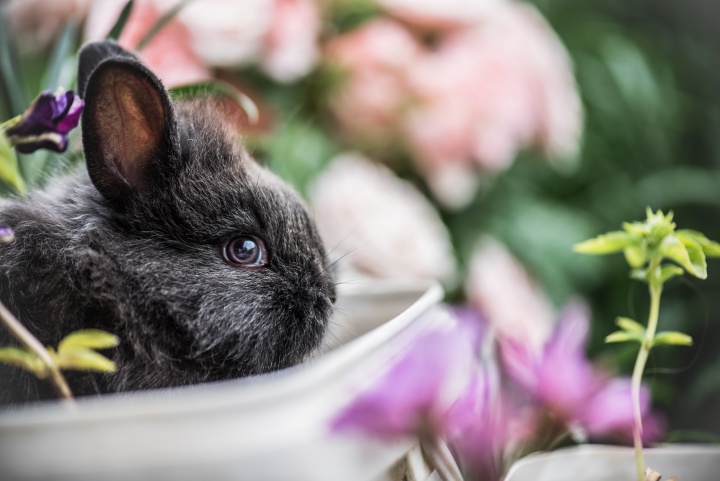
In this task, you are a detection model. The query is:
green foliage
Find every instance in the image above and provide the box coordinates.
[576,208,720,284]
[652,331,693,347]
[170,81,259,124]
[137,0,191,50]
[107,0,135,40]
[253,119,340,197]
[0,329,119,378]
[0,132,26,194]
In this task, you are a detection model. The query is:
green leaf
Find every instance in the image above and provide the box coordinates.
[0,347,44,376]
[42,22,77,91]
[0,133,27,194]
[137,0,191,51]
[616,316,645,333]
[573,231,637,255]
[676,230,720,258]
[58,329,120,354]
[606,330,644,344]
[107,0,135,40]
[170,81,259,125]
[55,348,117,373]
[653,331,693,347]
[623,221,648,237]
[661,235,707,279]
[630,268,647,281]
[623,244,647,268]
[0,10,28,117]
[659,264,684,283]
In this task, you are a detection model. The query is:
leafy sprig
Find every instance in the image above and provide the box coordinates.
[0,329,119,377]
[575,208,720,481]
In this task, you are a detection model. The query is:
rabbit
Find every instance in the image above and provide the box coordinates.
[0,41,336,405]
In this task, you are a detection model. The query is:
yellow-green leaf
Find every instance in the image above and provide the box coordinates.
[606,331,643,344]
[623,221,649,237]
[574,231,637,255]
[0,346,45,376]
[56,348,117,373]
[653,331,693,347]
[624,244,647,268]
[0,132,27,194]
[659,264,684,283]
[58,329,119,354]
[630,268,647,281]
[676,230,720,258]
[661,235,707,279]
[616,317,645,333]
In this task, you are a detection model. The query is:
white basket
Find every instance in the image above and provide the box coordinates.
[0,280,445,481]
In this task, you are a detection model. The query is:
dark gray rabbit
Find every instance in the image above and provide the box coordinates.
[0,41,336,404]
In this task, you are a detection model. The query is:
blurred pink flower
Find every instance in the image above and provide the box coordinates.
[325,2,583,207]
[86,0,321,84]
[262,0,321,82]
[376,0,506,30]
[164,0,322,82]
[7,0,93,52]
[452,377,537,481]
[85,0,210,87]
[503,301,662,441]
[310,153,457,284]
[332,320,481,439]
[466,238,555,358]
[325,19,422,143]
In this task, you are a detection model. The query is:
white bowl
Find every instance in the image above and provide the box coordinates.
[0,280,445,481]
[504,444,720,481]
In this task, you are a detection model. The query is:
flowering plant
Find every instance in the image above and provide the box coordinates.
[576,209,720,480]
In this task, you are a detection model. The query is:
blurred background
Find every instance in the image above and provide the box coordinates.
[2,0,720,440]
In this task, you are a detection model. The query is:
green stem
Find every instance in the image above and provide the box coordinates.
[630,280,662,481]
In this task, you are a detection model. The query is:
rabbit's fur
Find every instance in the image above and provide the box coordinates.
[0,42,335,404]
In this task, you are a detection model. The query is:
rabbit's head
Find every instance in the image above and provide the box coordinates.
[77,42,336,388]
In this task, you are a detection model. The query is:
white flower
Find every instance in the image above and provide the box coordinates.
[310,153,457,284]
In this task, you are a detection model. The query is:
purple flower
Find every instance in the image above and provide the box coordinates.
[502,301,662,441]
[0,226,13,243]
[2,88,83,154]
[331,316,481,440]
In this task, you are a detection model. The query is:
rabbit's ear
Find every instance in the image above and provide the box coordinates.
[81,55,179,206]
[77,41,136,98]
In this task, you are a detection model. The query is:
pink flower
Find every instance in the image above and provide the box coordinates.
[86,0,322,84]
[262,0,321,82]
[325,19,422,144]
[310,153,457,284]
[163,0,322,82]
[325,2,583,207]
[466,238,555,358]
[85,0,210,87]
[376,0,506,30]
[503,301,662,441]
[332,319,481,440]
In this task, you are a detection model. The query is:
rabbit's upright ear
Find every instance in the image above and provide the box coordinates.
[80,46,179,206]
[78,41,135,98]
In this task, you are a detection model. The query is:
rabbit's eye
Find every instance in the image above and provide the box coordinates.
[223,236,268,267]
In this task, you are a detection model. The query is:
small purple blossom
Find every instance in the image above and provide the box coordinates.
[502,301,662,441]
[332,316,481,440]
[2,88,83,154]
[0,226,13,243]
